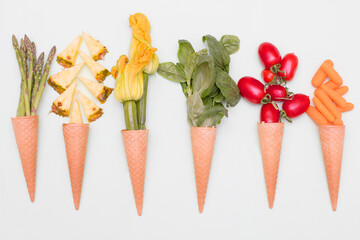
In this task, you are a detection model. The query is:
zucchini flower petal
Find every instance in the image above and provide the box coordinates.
[143,53,159,74]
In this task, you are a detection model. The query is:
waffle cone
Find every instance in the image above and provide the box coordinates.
[63,123,89,210]
[318,125,345,211]
[190,126,217,213]
[121,129,149,216]
[11,115,39,202]
[257,122,284,209]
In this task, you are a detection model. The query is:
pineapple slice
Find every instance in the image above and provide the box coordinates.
[70,98,83,124]
[83,32,108,61]
[79,51,110,83]
[51,81,76,117]
[48,63,84,94]
[76,90,103,122]
[56,36,82,68]
[78,76,113,104]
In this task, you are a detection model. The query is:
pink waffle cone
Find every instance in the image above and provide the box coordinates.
[190,126,217,213]
[257,122,284,209]
[11,115,39,202]
[121,129,149,216]
[318,125,345,211]
[63,123,89,210]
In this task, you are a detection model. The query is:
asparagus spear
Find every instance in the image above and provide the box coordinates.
[24,35,34,96]
[12,35,30,116]
[31,46,56,115]
[20,39,27,75]
[31,52,44,108]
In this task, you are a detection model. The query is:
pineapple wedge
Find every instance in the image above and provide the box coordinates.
[79,51,110,83]
[70,98,83,124]
[51,81,76,117]
[78,76,113,104]
[57,36,82,68]
[48,63,84,94]
[83,32,108,61]
[76,90,103,122]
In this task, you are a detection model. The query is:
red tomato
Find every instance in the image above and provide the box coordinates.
[266,85,287,101]
[238,76,266,104]
[277,53,298,81]
[282,94,310,118]
[260,103,280,123]
[261,69,276,83]
[258,42,282,70]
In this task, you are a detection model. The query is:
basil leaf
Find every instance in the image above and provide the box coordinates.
[202,35,230,72]
[176,63,186,76]
[178,40,195,66]
[198,103,228,127]
[158,62,186,82]
[202,85,218,99]
[213,92,224,103]
[184,49,208,79]
[192,56,215,96]
[220,35,240,55]
[180,82,188,97]
[186,92,205,126]
[215,67,240,107]
[202,96,213,109]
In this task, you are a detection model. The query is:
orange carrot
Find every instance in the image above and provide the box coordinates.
[323,80,340,89]
[306,106,329,125]
[333,118,343,126]
[337,102,354,112]
[321,84,348,108]
[313,97,335,123]
[335,86,348,96]
[321,60,343,85]
[314,88,342,119]
[312,60,333,87]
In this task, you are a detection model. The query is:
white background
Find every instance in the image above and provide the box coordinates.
[1,0,360,239]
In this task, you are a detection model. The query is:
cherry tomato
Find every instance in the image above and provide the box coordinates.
[258,42,282,70]
[277,53,298,81]
[260,103,280,123]
[238,76,266,104]
[266,85,287,102]
[282,94,310,118]
[261,69,276,83]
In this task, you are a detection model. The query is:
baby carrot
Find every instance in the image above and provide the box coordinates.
[321,84,348,108]
[313,97,335,123]
[323,80,340,89]
[337,102,354,112]
[306,106,329,125]
[335,86,348,96]
[333,118,343,126]
[321,60,343,85]
[312,60,333,87]
[314,88,342,119]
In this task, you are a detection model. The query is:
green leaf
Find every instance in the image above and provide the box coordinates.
[215,67,241,107]
[197,103,228,127]
[158,62,186,82]
[201,96,213,109]
[178,40,195,66]
[220,35,240,55]
[176,63,185,76]
[192,56,215,96]
[201,85,218,99]
[180,82,189,97]
[202,35,230,72]
[186,92,205,126]
[213,92,224,103]
[184,49,208,79]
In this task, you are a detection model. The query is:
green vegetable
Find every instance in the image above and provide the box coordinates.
[220,35,240,55]
[158,34,240,127]
[12,34,56,117]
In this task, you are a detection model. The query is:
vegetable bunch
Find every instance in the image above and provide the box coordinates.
[158,35,241,127]
[112,13,158,130]
[238,42,309,123]
[12,35,56,117]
